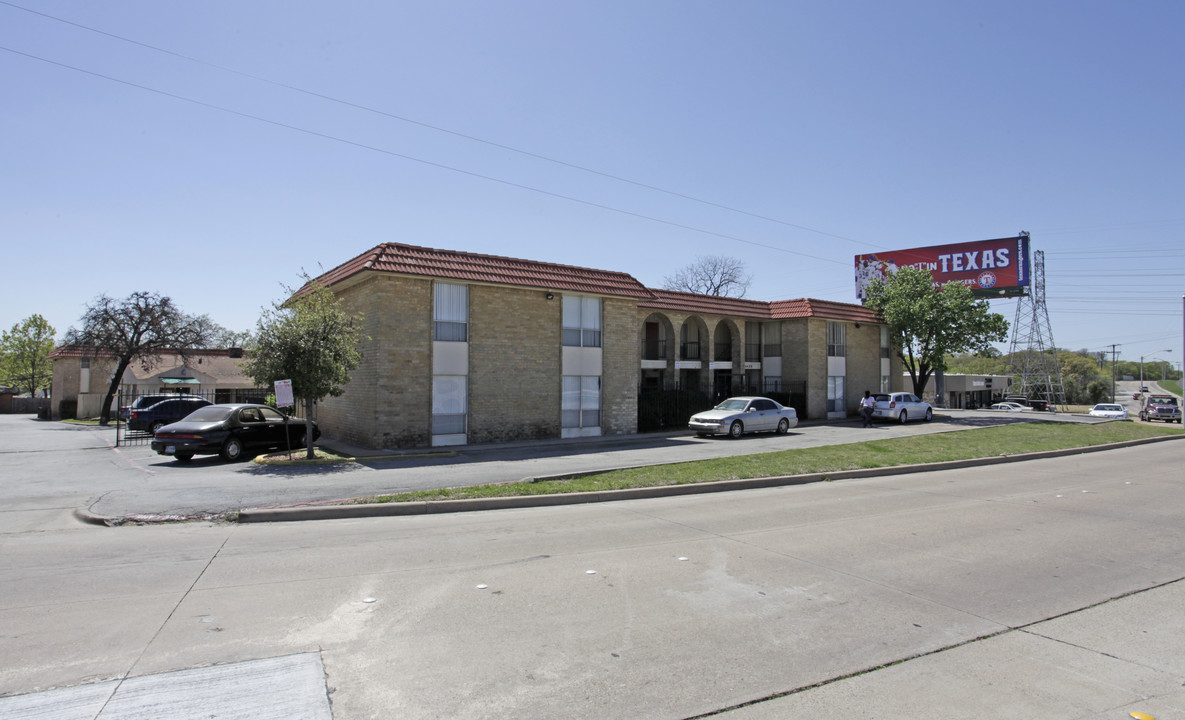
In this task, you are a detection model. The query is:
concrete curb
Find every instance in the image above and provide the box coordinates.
[233,432,1185,524]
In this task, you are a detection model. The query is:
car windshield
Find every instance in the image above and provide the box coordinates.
[1154,398,1179,406]
[1095,405,1121,411]
[181,406,234,422]
[873,394,890,401]
[716,399,749,411]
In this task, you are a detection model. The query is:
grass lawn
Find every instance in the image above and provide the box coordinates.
[356,420,1180,505]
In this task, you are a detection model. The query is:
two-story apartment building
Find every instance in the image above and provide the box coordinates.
[307,243,901,449]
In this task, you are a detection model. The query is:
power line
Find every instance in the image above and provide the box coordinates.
[0,44,848,267]
[0,0,880,251]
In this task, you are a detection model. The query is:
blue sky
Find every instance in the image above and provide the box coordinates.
[3,1,1182,367]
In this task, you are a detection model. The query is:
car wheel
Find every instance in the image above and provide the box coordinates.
[174,453,193,462]
[220,437,245,462]
[729,420,744,439]
[292,429,307,448]
[924,408,933,422]
[899,410,908,424]
[776,418,790,434]
[151,421,167,434]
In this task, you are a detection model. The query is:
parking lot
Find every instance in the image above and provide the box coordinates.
[0,399,1134,527]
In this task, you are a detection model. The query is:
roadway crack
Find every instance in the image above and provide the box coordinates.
[89,531,235,719]
[680,575,1185,719]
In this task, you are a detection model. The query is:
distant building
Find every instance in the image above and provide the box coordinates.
[48,347,258,419]
[910,373,1014,409]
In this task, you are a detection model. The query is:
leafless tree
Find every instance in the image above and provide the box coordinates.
[64,292,212,424]
[663,255,753,297]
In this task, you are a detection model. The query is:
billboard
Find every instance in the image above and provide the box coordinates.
[855,234,1031,301]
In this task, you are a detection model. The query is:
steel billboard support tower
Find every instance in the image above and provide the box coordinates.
[1006,242,1067,408]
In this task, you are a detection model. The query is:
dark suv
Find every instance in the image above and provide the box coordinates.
[119,394,176,420]
[128,397,213,433]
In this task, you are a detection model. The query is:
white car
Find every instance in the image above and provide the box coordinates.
[989,402,1030,412]
[689,397,799,438]
[1089,403,1128,419]
[871,392,932,423]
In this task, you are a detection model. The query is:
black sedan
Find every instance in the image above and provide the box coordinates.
[150,403,319,462]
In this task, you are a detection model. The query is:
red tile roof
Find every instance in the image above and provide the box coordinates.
[639,289,773,319]
[302,243,882,322]
[303,243,654,299]
[770,298,884,323]
[643,291,881,322]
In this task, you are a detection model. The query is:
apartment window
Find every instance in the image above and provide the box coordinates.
[827,376,845,413]
[827,322,845,357]
[434,283,468,342]
[745,322,761,362]
[763,322,782,357]
[562,296,601,347]
[880,325,891,359]
[562,376,601,429]
[680,324,701,360]
[432,376,467,435]
[80,358,91,393]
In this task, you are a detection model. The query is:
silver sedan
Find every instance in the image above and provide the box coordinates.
[689,396,799,438]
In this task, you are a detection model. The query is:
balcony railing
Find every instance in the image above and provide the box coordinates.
[714,342,733,362]
[641,339,667,361]
[680,341,701,361]
[745,343,761,362]
[763,343,781,357]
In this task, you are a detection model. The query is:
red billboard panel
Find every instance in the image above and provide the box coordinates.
[855,235,1031,300]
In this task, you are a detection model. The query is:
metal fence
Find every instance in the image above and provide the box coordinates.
[114,387,271,447]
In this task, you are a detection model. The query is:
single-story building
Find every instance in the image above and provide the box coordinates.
[304,243,903,450]
[911,373,1015,409]
[48,347,259,419]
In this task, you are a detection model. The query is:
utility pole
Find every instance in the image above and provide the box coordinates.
[1105,344,1120,403]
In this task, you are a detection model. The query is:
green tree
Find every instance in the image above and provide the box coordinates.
[1,314,57,396]
[863,266,1009,397]
[64,292,211,424]
[242,283,363,459]
[1086,380,1109,405]
[944,349,1009,376]
[1057,350,1108,404]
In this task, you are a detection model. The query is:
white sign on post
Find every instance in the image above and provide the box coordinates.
[274,379,294,408]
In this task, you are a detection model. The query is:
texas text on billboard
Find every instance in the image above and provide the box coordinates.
[854,235,1031,300]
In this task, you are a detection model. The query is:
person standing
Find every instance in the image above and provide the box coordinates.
[860,390,876,427]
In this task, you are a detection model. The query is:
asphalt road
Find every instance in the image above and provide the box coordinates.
[2,439,1183,719]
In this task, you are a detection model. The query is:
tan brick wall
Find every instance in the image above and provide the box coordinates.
[321,274,433,449]
[845,322,883,412]
[468,285,561,443]
[780,318,896,419]
[602,298,639,434]
[780,318,827,418]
